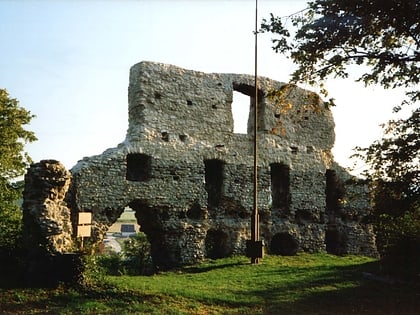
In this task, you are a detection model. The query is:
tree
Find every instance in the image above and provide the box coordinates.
[0,89,36,249]
[353,109,419,259]
[261,0,419,276]
[260,0,419,109]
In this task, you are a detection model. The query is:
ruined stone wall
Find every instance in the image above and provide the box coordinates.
[22,160,73,255]
[24,61,377,267]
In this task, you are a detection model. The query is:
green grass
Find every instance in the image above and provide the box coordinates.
[1,254,419,314]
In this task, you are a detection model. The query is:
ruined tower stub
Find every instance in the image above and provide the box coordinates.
[60,61,377,268]
[22,160,73,255]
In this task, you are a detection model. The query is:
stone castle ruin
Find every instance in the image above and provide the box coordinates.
[23,61,377,269]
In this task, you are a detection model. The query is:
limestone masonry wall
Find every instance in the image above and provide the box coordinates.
[22,160,73,255]
[24,61,378,268]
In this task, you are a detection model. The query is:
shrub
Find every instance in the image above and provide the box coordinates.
[376,209,420,281]
[97,252,126,276]
[122,232,154,275]
[98,232,154,276]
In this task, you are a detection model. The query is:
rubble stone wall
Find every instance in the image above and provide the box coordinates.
[22,160,73,255]
[24,61,378,268]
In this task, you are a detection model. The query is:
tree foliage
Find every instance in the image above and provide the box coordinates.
[261,1,419,275]
[353,109,419,259]
[261,0,419,109]
[354,109,419,202]
[0,89,36,248]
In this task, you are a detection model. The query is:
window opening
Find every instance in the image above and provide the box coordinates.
[270,163,290,211]
[325,170,347,255]
[204,159,224,209]
[126,153,152,181]
[232,91,250,134]
[325,170,345,214]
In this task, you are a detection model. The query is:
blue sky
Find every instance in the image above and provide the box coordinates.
[0,0,409,172]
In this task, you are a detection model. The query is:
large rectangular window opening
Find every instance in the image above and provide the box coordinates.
[232,91,250,134]
[232,83,265,134]
[126,153,152,181]
[325,170,347,255]
[204,159,224,209]
[325,169,345,214]
[270,163,290,211]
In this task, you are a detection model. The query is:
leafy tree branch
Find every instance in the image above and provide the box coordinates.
[260,0,419,108]
[0,89,37,249]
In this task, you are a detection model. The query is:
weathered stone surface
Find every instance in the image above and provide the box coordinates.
[22,160,73,255]
[24,61,378,268]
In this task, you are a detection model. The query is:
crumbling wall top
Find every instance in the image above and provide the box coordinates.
[126,61,335,153]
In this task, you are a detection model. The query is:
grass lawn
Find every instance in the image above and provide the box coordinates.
[1,253,419,314]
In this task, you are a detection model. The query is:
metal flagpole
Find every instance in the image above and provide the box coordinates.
[251,0,260,264]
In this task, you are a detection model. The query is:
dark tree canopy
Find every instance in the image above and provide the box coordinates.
[353,108,419,211]
[261,0,419,108]
[352,108,419,256]
[262,1,419,276]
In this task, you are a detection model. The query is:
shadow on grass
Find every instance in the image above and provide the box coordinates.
[2,256,419,314]
[246,261,420,315]
[182,261,246,274]
[0,285,159,314]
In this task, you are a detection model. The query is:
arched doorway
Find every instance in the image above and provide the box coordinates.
[325,228,347,255]
[204,229,230,259]
[127,200,178,269]
[270,232,298,256]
